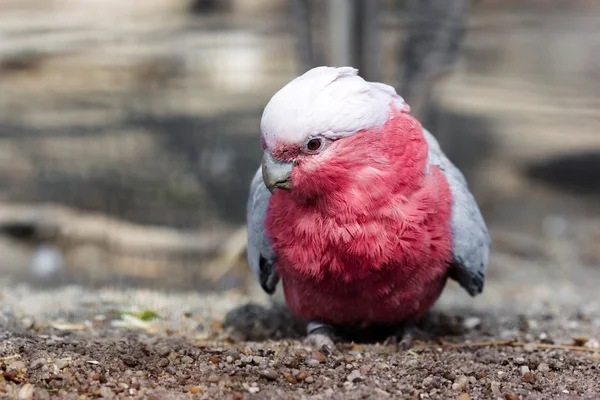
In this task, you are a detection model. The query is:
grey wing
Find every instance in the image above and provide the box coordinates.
[423,129,491,296]
[246,167,279,294]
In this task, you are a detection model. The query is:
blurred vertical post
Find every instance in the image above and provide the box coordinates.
[329,0,355,68]
[358,0,381,82]
[399,0,470,122]
[327,0,381,81]
[290,0,315,73]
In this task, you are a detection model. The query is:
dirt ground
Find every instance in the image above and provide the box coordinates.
[2,230,600,400]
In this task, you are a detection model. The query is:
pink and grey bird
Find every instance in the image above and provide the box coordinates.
[246,66,491,351]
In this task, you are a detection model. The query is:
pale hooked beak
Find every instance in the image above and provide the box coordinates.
[262,149,294,194]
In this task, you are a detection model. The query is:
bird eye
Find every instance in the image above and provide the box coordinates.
[306,138,322,151]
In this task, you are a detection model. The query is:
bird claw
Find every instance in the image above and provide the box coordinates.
[304,321,336,354]
[303,332,335,354]
[385,323,430,351]
[398,335,415,351]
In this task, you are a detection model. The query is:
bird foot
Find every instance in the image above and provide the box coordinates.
[384,323,431,351]
[303,321,336,354]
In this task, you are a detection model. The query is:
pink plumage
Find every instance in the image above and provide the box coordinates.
[265,109,453,326]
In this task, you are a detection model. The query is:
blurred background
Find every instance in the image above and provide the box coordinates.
[0,0,599,301]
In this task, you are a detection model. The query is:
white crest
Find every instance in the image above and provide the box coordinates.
[260,66,410,147]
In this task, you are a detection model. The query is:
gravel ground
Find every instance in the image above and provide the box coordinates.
[1,249,600,400]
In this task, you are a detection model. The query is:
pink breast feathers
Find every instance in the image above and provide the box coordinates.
[265,113,454,326]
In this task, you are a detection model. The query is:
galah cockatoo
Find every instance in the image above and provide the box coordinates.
[246,66,491,352]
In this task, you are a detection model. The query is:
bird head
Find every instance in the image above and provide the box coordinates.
[259,66,413,199]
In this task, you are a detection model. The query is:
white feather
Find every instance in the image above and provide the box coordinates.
[260,66,410,146]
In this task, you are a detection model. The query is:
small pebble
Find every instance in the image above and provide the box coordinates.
[346,369,362,383]
[8,361,26,371]
[376,363,388,371]
[157,347,171,358]
[208,356,219,364]
[505,394,519,400]
[311,352,326,363]
[158,359,169,368]
[252,356,264,365]
[304,376,314,384]
[122,356,138,367]
[373,388,391,397]
[283,372,297,384]
[241,347,252,356]
[520,366,530,375]
[491,381,501,396]
[207,374,219,383]
[99,386,113,398]
[451,383,461,391]
[248,386,260,394]
[515,357,526,365]
[297,371,307,381]
[189,384,201,394]
[305,359,320,367]
[457,376,469,389]
[523,343,537,352]
[240,355,253,364]
[226,356,233,363]
[181,356,193,364]
[422,376,433,387]
[523,372,535,383]
[445,372,457,381]
[29,358,46,370]
[456,393,470,400]
[259,369,279,381]
[33,389,50,400]
[537,363,550,373]
[18,383,34,400]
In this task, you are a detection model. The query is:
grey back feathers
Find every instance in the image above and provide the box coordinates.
[422,129,491,296]
[246,129,491,297]
[246,168,279,294]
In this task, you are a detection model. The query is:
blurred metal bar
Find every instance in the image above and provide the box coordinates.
[329,0,355,67]
[358,0,381,81]
[290,0,314,73]
[326,0,381,80]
